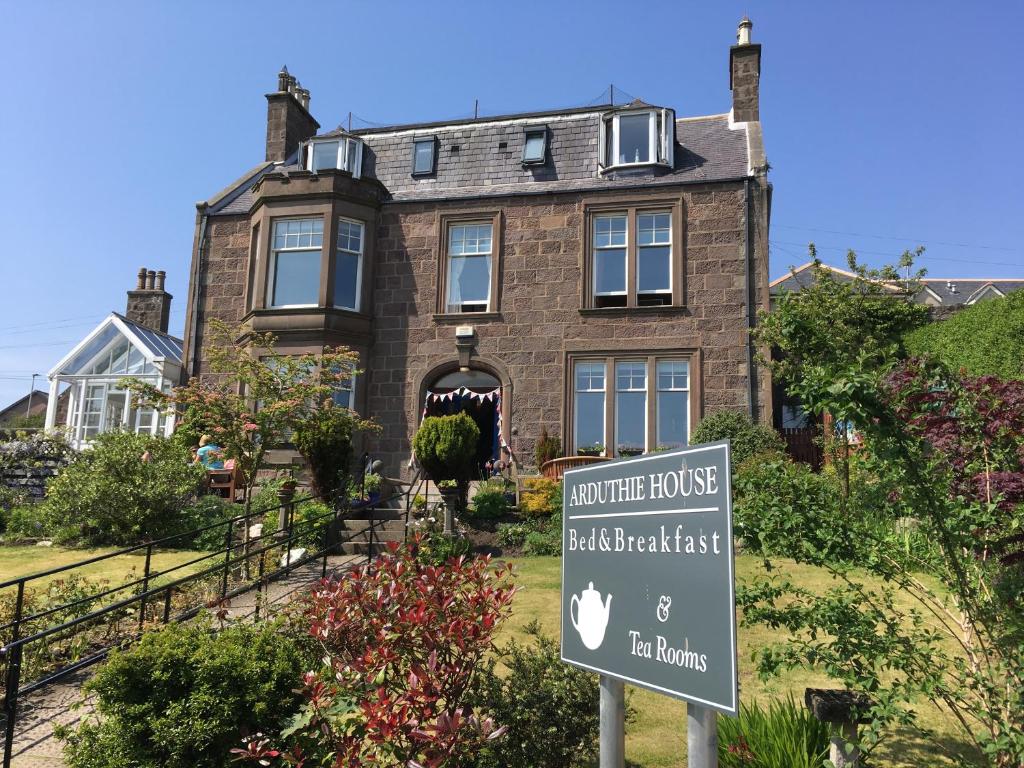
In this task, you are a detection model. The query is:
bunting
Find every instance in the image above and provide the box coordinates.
[421,386,509,452]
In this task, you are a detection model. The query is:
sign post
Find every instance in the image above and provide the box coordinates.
[561,441,737,768]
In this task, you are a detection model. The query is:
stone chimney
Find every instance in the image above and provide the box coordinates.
[730,17,762,123]
[125,266,172,333]
[265,66,320,163]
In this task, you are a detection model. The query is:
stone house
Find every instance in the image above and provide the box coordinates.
[182,18,772,477]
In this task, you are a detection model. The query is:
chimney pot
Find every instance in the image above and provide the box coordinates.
[136,267,147,290]
[737,16,753,45]
[265,68,319,162]
[156,270,166,292]
[277,66,290,93]
[146,270,156,290]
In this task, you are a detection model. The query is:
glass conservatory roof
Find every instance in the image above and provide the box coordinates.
[50,313,183,378]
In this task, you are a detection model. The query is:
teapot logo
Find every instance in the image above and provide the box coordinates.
[570,582,613,650]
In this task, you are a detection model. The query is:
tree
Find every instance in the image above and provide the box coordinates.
[742,249,1024,766]
[124,320,373,517]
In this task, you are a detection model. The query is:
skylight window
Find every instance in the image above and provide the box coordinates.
[412,137,436,175]
[522,127,547,165]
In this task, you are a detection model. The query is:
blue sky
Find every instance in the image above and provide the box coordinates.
[0,1,1021,406]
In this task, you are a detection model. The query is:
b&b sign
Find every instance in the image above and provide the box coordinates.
[560,441,738,715]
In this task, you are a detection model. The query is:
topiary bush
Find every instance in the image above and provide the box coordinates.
[291,402,361,503]
[58,617,311,768]
[518,477,562,518]
[412,413,480,484]
[717,695,830,768]
[691,411,785,466]
[46,432,205,546]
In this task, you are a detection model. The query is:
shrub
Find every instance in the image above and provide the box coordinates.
[468,621,604,768]
[904,289,1024,380]
[46,432,205,545]
[534,426,561,468]
[519,477,562,518]
[291,402,362,503]
[471,481,511,519]
[496,521,534,548]
[412,413,480,483]
[59,618,310,768]
[177,495,235,550]
[718,695,830,768]
[0,429,73,472]
[237,543,516,767]
[692,411,785,466]
[3,504,56,540]
[523,510,562,556]
[733,455,848,558]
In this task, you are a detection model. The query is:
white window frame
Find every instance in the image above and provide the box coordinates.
[268,217,323,309]
[655,359,690,449]
[446,222,493,313]
[305,137,363,178]
[333,217,364,312]
[573,361,606,453]
[601,108,675,170]
[614,360,647,456]
[636,211,673,300]
[592,214,628,300]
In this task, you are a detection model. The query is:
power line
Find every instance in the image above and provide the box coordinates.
[769,240,1022,269]
[774,224,1021,254]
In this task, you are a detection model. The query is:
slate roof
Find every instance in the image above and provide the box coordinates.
[770,262,1024,307]
[207,107,752,215]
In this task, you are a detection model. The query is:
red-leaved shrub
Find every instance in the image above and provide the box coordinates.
[234,541,516,767]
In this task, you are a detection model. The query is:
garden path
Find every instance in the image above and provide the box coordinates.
[4,553,361,768]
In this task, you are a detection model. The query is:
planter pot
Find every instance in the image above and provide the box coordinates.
[367,491,381,503]
[618,448,644,457]
[577,449,603,458]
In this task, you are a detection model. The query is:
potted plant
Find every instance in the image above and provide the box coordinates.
[437,479,460,512]
[617,444,644,457]
[413,413,480,535]
[363,471,383,503]
[577,443,604,457]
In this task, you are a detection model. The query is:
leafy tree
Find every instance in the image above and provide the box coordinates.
[741,249,1024,766]
[124,320,373,516]
[905,289,1024,380]
[292,401,377,504]
[691,411,784,466]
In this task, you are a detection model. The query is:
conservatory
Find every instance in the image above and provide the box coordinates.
[44,313,183,449]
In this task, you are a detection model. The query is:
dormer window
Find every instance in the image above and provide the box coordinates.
[522,127,547,165]
[305,137,363,177]
[600,108,675,171]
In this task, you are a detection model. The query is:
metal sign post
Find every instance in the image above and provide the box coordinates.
[561,441,737,768]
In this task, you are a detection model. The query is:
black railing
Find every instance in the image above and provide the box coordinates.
[1,472,415,768]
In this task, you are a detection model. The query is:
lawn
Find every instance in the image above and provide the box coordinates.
[0,544,211,590]
[500,555,977,768]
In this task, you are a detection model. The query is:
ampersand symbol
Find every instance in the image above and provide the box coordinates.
[656,595,672,623]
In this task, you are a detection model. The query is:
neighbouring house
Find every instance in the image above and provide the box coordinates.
[770,261,1024,314]
[44,268,182,449]
[182,18,773,477]
[0,391,48,427]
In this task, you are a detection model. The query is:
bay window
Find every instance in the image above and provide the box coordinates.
[586,203,681,308]
[306,137,363,177]
[570,356,692,456]
[269,218,323,307]
[333,218,363,311]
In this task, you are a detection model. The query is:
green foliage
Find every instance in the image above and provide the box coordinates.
[178,495,235,550]
[362,471,382,495]
[470,480,511,519]
[518,477,562,518]
[59,618,310,768]
[523,510,562,556]
[413,413,480,483]
[904,289,1024,379]
[468,622,605,768]
[691,412,785,466]
[717,695,830,768]
[0,428,73,471]
[292,401,375,503]
[45,432,205,545]
[733,455,851,559]
[2,504,54,540]
[496,521,535,548]
[534,426,561,468]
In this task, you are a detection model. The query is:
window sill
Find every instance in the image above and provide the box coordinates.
[578,305,688,317]
[433,312,503,324]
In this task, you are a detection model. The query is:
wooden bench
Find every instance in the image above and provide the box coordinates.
[540,455,610,480]
[207,459,245,503]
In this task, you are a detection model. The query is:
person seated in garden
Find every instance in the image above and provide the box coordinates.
[196,434,224,469]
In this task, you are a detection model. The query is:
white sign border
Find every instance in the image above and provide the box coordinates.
[559,440,739,716]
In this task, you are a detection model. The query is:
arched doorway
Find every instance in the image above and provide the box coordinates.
[422,368,503,474]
